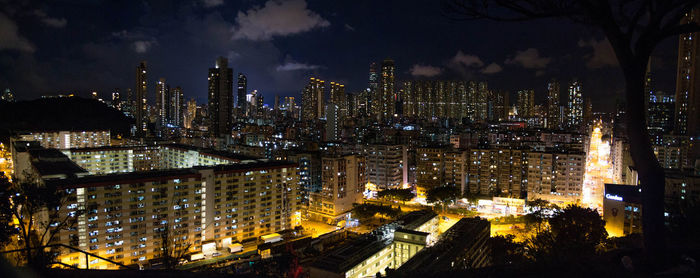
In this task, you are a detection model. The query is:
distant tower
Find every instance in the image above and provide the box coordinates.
[516,89,535,118]
[301,77,325,121]
[380,59,395,120]
[135,61,148,137]
[237,73,247,116]
[156,78,168,126]
[170,86,183,126]
[330,82,347,119]
[675,8,700,136]
[567,79,583,129]
[546,79,561,129]
[208,57,234,138]
[368,62,379,118]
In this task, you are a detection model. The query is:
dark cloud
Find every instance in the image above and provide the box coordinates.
[409,64,442,77]
[276,62,322,71]
[578,38,618,69]
[201,0,224,8]
[231,0,330,41]
[0,12,35,52]
[481,63,502,74]
[33,9,67,28]
[505,48,551,69]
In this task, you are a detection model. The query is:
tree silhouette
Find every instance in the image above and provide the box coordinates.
[0,174,82,268]
[426,185,460,211]
[526,205,607,263]
[443,0,700,266]
[377,188,414,203]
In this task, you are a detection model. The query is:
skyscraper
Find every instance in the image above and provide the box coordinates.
[516,89,535,118]
[208,57,234,138]
[567,79,583,129]
[156,78,168,126]
[170,86,183,127]
[369,62,379,118]
[237,73,247,116]
[329,82,347,119]
[135,61,148,137]
[301,77,325,121]
[380,59,395,120]
[546,79,561,129]
[674,8,700,136]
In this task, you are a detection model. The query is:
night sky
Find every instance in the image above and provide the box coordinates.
[0,0,681,112]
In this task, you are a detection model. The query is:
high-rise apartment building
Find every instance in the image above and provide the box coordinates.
[237,73,247,116]
[546,79,561,129]
[301,77,325,121]
[369,62,379,118]
[329,82,347,119]
[208,57,234,138]
[380,59,396,120]
[567,79,583,129]
[309,154,365,224]
[362,144,408,190]
[135,61,148,137]
[170,86,183,127]
[155,78,169,126]
[675,8,700,136]
[516,89,535,118]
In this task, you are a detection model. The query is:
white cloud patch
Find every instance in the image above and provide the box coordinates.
[344,24,355,31]
[410,64,442,77]
[132,40,156,53]
[232,0,330,41]
[451,51,484,67]
[201,0,224,8]
[481,63,502,74]
[505,48,551,69]
[578,38,618,69]
[276,62,321,71]
[0,13,35,52]
[34,10,67,28]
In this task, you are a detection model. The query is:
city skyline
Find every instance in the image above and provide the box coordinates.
[0,0,682,112]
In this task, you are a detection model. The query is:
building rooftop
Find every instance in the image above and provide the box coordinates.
[310,234,391,274]
[395,210,437,230]
[27,148,88,178]
[396,217,490,275]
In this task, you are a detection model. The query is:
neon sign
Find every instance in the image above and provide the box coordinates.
[605,194,623,201]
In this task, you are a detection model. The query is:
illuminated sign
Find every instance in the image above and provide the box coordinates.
[605,194,623,201]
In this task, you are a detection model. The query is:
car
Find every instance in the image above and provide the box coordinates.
[212,252,223,257]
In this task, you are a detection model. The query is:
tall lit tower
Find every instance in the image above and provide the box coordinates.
[170,86,183,126]
[675,8,700,136]
[135,61,148,137]
[567,79,583,129]
[237,73,247,116]
[208,57,234,138]
[546,79,560,129]
[155,78,168,126]
[329,82,347,118]
[301,78,325,121]
[380,59,395,120]
[516,89,535,118]
[368,62,379,118]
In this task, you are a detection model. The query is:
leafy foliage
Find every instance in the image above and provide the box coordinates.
[526,205,607,263]
[352,203,401,219]
[376,188,414,203]
[426,185,460,209]
[490,235,527,266]
[0,174,82,268]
